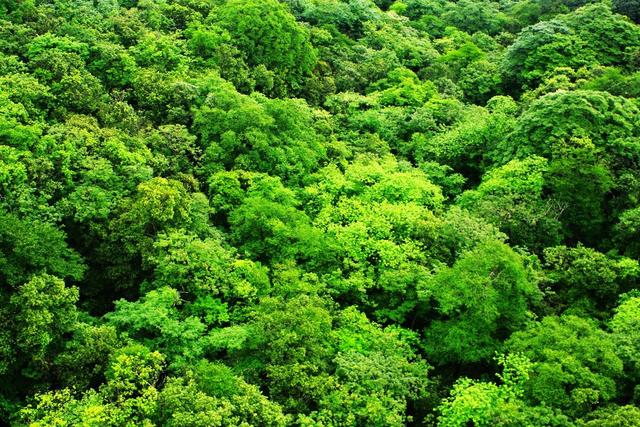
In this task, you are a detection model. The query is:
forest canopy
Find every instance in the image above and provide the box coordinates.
[1,0,640,425]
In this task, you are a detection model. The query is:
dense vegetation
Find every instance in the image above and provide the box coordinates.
[1,0,640,425]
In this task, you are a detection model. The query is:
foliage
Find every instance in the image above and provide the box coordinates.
[213,0,317,96]
[503,4,640,90]
[612,0,640,24]
[438,353,571,427]
[420,240,539,364]
[506,315,623,417]
[610,295,640,381]
[1,0,640,424]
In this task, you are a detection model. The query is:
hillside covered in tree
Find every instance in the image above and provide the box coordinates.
[1,0,640,425]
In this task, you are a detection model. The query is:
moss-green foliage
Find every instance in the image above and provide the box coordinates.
[2,0,640,425]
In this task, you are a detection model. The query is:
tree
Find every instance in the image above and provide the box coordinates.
[0,210,85,286]
[53,322,120,390]
[580,67,640,98]
[506,315,623,417]
[369,67,437,107]
[362,20,438,71]
[542,246,639,316]
[302,155,444,323]
[614,206,640,259]
[144,125,200,177]
[227,175,316,264]
[307,308,430,426]
[87,41,137,89]
[458,59,502,105]
[224,294,335,413]
[0,273,80,417]
[193,75,329,183]
[109,177,210,257]
[610,295,640,383]
[508,89,640,159]
[612,0,640,24]
[545,137,613,244]
[157,368,290,427]
[441,0,510,36]
[457,156,563,251]
[502,19,591,90]
[130,31,187,72]
[285,0,382,38]
[414,96,518,180]
[502,4,640,91]
[0,274,79,386]
[504,90,640,244]
[213,0,317,95]
[420,240,540,365]
[564,4,640,66]
[505,0,595,29]
[19,345,165,427]
[146,228,269,303]
[438,353,571,427]
[106,287,207,368]
[579,405,640,427]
